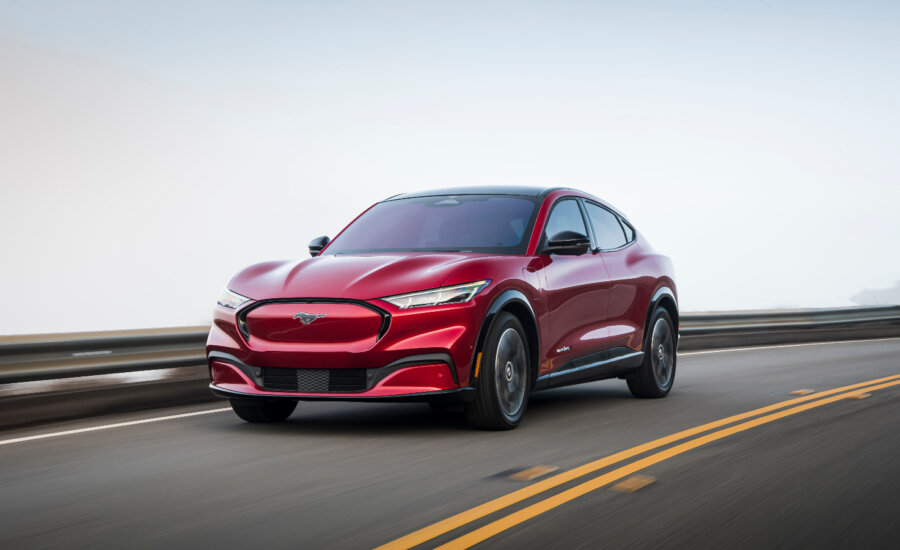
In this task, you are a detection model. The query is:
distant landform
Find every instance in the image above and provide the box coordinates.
[852,281,900,306]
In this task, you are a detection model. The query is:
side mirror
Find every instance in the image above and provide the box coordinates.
[543,231,591,256]
[308,235,330,257]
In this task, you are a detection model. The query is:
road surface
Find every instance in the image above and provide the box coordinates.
[1,338,898,549]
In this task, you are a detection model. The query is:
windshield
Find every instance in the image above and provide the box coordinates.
[324,195,540,255]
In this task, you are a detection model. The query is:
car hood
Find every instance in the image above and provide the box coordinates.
[228,253,499,302]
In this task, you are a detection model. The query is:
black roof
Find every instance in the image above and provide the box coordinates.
[385,186,564,201]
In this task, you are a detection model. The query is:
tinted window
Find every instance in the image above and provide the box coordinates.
[544,199,588,241]
[585,202,627,249]
[620,218,635,242]
[325,195,539,255]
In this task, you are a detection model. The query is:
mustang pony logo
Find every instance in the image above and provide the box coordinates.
[293,312,326,325]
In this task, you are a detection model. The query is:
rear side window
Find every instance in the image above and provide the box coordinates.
[585,202,627,250]
[543,199,588,241]
[620,218,635,242]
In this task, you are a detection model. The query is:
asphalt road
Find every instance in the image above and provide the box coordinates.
[1,338,899,549]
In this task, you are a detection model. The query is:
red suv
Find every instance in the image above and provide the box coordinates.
[207,186,677,429]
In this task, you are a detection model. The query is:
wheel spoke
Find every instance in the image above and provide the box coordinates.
[494,328,527,417]
[650,318,674,387]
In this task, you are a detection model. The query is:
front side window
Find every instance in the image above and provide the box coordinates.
[543,199,588,242]
[325,195,539,255]
[585,202,628,250]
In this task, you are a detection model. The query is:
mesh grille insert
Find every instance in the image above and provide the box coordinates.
[261,368,368,392]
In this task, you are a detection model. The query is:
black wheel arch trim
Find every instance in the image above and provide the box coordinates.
[471,288,540,387]
[645,286,679,347]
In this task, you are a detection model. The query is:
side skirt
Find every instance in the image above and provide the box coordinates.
[535,347,643,390]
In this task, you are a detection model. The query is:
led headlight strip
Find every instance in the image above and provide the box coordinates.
[381,280,490,309]
[217,289,251,309]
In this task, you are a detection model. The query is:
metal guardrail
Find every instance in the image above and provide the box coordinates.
[1,306,899,384]
[680,305,900,327]
[677,305,900,351]
[0,328,208,384]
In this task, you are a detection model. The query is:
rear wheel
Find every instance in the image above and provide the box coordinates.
[465,312,531,430]
[230,399,297,423]
[627,308,676,398]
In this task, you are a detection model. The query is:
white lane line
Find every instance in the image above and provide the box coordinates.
[680,336,900,356]
[0,408,230,446]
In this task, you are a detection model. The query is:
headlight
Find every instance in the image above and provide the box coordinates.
[217,289,251,309]
[381,280,490,309]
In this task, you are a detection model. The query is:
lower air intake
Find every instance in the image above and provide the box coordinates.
[261,368,368,392]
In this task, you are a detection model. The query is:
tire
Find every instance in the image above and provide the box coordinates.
[627,308,677,398]
[465,312,531,430]
[230,399,297,423]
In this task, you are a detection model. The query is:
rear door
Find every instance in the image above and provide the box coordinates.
[582,201,646,352]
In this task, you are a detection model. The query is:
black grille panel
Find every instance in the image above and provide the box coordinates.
[261,368,368,392]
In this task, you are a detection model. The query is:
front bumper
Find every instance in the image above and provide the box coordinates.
[206,296,484,401]
[211,383,474,403]
[209,352,463,400]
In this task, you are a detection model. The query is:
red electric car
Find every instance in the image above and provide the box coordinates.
[207,186,677,429]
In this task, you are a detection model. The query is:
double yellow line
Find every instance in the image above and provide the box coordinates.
[377,373,900,550]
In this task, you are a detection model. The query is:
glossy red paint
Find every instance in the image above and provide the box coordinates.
[244,302,382,349]
[207,186,676,404]
[210,361,246,386]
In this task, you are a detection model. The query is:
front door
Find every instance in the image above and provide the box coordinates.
[538,198,610,378]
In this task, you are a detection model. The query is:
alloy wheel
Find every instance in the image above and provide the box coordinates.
[494,327,528,417]
[650,317,675,388]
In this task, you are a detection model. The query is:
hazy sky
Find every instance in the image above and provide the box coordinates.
[1,1,899,334]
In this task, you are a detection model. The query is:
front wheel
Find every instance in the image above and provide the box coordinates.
[465,312,531,430]
[627,308,676,398]
[230,399,297,423]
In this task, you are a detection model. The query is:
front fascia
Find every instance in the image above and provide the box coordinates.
[207,291,489,395]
